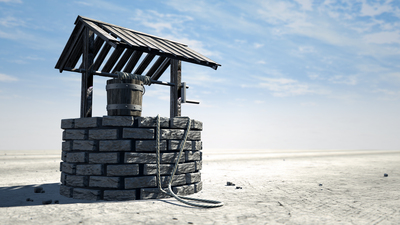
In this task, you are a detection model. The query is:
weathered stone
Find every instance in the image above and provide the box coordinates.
[161,130,201,141]
[160,152,185,163]
[62,141,72,151]
[193,141,202,150]
[125,176,156,189]
[186,151,201,161]
[99,140,131,151]
[63,129,87,140]
[104,190,136,201]
[59,185,72,198]
[140,187,171,199]
[138,117,169,128]
[61,162,76,174]
[144,162,195,175]
[185,172,201,184]
[123,128,154,139]
[89,153,119,164]
[168,140,193,150]
[135,140,167,152]
[61,119,74,129]
[73,140,96,151]
[107,164,139,176]
[66,152,86,163]
[74,117,100,128]
[173,184,195,196]
[195,161,202,171]
[160,174,186,187]
[125,152,184,164]
[60,172,66,184]
[89,129,118,140]
[170,118,202,130]
[102,116,135,127]
[194,181,203,192]
[76,164,102,176]
[61,151,67,161]
[65,175,87,187]
[73,188,101,200]
[89,176,120,188]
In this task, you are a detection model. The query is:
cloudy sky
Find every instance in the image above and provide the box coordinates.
[0,0,399,150]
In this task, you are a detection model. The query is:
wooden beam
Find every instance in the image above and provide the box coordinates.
[92,43,111,71]
[80,27,95,118]
[112,48,134,73]
[151,58,170,81]
[123,50,143,73]
[134,53,155,75]
[170,59,181,118]
[102,46,124,73]
[146,56,166,77]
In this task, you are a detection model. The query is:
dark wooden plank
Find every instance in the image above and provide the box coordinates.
[102,46,125,73]
[146,56,166,77]
[80,19,118,47]
[134,53,155,75]
[80,28,95,118]
[79,36,105,69]
[102,24,141,48]
[123,50,143,73]
[170,59,181,118]
[151,58,170,81]
[65,35,83,69]
[112,48,134,73]
[92,43,112,71]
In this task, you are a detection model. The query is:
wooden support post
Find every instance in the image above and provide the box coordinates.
[170,59,181,118]
[80,27,94,118]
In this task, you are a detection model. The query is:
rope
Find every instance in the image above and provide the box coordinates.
[116,71,152,86]
[155,114,224,208]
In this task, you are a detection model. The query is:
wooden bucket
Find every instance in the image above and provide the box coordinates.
[106,79,143,116]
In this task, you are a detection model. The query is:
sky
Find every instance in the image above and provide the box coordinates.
[0,0,400,150]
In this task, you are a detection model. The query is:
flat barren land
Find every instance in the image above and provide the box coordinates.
[0,149,399,224]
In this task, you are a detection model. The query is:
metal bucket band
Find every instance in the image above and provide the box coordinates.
[106,83,144,92]
[106,104,142,111]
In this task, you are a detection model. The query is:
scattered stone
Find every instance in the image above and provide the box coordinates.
[34,187,43,193]
[173,218,178,220]
[54,200,59,204]
[188,222,194,224]
[42,200,52,205]
[319,184,323,186]
[236,186,242,189]
[227,181,235,186]
[384,173,388,177]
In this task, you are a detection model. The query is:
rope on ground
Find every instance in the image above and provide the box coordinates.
[155,114,224,208]
[116,71,152,86]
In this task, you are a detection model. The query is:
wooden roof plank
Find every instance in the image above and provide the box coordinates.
[151,58,171,81]
[79,35,105,69]
[123,50,143,73]
[112,48,134,73]
[134,53,156,75]
[65,35,83,69]
[102,46,125,73]
[102,24,142,48]
[156,39,191,59]
[80,19,118,48]
[146,56,166,77]
[92,43,112,71]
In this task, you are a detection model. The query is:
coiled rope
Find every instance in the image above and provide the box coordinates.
[116,71,152,86]
[155,114,224,208]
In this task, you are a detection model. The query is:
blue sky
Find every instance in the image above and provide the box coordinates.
[0,0,399,150]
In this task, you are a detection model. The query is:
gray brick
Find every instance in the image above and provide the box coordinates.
[135,140,167,152]
[65,175,87,187]
[160,174,186,187]
[161,129,201,140]
[102,116,135,127]
[66,152,86,163]
[76,164,102,176]
[107,164,139,176]
[74,117,100,128]
[62,141,72,151]
[193,141,203,150]
[89,129,118,140]
[61,162,76,174]
[185,172,201,184]
[61,151,67,161]
[140,187,171,199]
[59,185,72,197]
[123,128,154,139]
[63,129,87,140]
[73,188,101,200]
[104,190,136,201]
[186,151,201,161]
[73,140,96,151]
[138,117,169,128]
[99,140,131,151]
[125,176,156,189]
[170,118,202,130]
[143,162,195,175]
[61,172,67,184]
[125,152,184,164]
[61,119,75,129]
[173,184,195,196]
[89,176,120,188]
[195,161,202,171]
[168,140,193,150]
[194,181,202,193]
[89,153,119,164]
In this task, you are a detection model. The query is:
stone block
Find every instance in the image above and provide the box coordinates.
[61,119,74,129]
[125,152,184,164]
[195,161,202,171]
[138,117,169,128]
[160,174,186,187]
[160,152,185,163]
[107,164,139,176]
[123,128,154,139]
[89,176,120,188]
[73,140,96,151]
[66,152,86,163]
[125,176,156,189]
[60,172,66,184]
[161,130,201,141]
[61,151,67,161]
[170,118,202,130]
[89,153,119,164]
[76,164,103,176]
[140,187,171,199]
[173,184,195,196]
[74,117,100,128]
[73,188,101,200]
[168,140,193,150]
[102,116,135,127]
[65,175,87,187]
[178,162,196,174]
[193,141,203,150]
[104,190,136,201]
[89,129,118,140]
[61,162,76,174]
[62,141,72,151]
[194,181,203,192]
[63,129,87,140]
[185,172,201,184]
[186,151,201,161]
[99,140,131,151]
[59,185,72,198]
[135,140,167,152]
[144,162,195,175]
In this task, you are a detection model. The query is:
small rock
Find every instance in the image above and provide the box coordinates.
[227,182,235,186]
[236,186,242,189]
[384,173,388,177]
[42,200,52,205]
[173,218,178,220]
[34,187,43,193]
[188,222,193,224]
[319,184,323,186]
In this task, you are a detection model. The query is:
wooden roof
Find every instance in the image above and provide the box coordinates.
[55,16,220,80]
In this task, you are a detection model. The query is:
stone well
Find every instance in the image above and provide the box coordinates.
[59,116,203,201]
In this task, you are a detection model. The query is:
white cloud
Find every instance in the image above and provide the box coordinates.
[363,31,400,44]
[254,43,264,49]
[293,0,313,11]
[0,16,25,27]
[360,0,393,17]
[328,75,358,85]
[0,0,22,3]
[0,73,18,82]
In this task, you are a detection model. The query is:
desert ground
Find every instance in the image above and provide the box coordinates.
[0,149,399,224]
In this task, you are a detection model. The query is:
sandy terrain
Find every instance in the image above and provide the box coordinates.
[0,149,399,224]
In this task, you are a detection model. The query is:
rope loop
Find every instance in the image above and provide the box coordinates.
[116,71,152,86]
